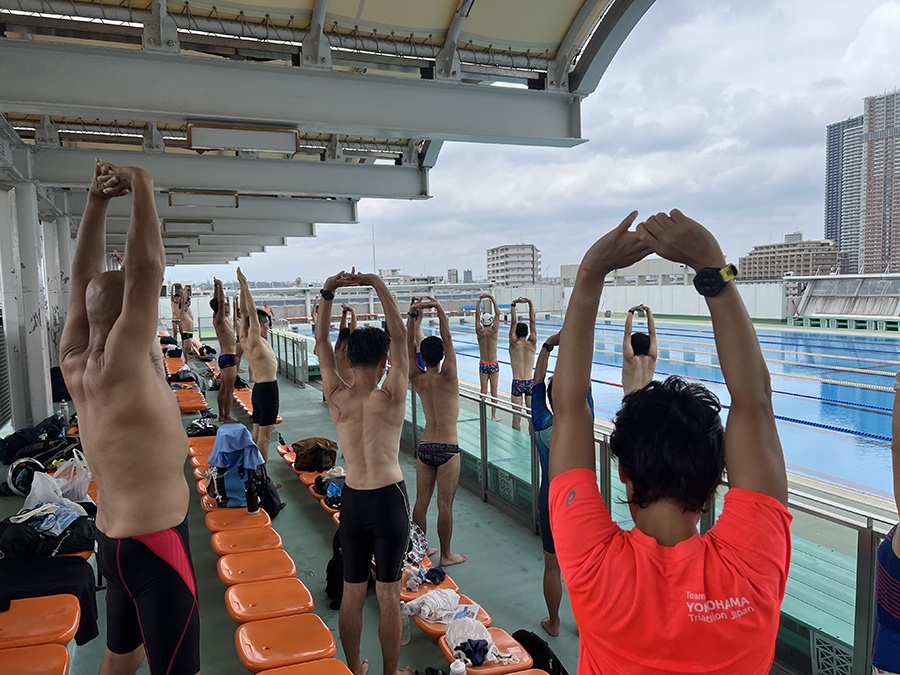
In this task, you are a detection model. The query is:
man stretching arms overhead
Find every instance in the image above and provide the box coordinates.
[475,293,501,422]
[508,296,537,431]
[408,297,466,566]
[622,303,657,395]
[549,210,791,674]
[60,160,199,675]
[211,277,239,422]
[316,269,411,675]
[237,268,279,464]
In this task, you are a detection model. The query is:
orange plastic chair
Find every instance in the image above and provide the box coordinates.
[320,499,339,516]
[235,613,337,673]
[281,452,296,467]
[211,526,283,556]
[189,456,207,469]
[276,444,291,457]
[255,658,353,675]
[193,467,208,481]
[217,549,296,586]
[439,629,533,675]
[0,595,80,649]
[400,569,459,603]
[0,643,70,674]
[196,480,208,496]
[200,495,219,512]
[189,450,212,464]
[224,577,314,623]
[307,484,326,502]
[332,512,340,528]
[58,550,93,561]
[413,594,492,641]
[297,470,327,486]
[86,481,98,502]
[189,436,216,452]
[205,508,271,533]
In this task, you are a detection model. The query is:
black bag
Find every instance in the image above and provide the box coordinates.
[166,347,183,358]
[0,516,97,558]
[234,376,249,390]
[186,419,218,437]
[168,370,199,384]
[250,465,284,520]
[12,436,80,468]
[325,529,344,607]
[511,630,568,675]
[160,336,178,345]
[199,345,217,357]
[0,415,67,466]
[50,366,70,403]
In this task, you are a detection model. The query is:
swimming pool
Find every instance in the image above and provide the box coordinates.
[300,317,898,497]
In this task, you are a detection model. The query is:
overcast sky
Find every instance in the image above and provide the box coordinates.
[167,0,900,286]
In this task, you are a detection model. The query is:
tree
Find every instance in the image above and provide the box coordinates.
[294,276,303,287]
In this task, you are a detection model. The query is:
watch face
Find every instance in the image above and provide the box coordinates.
[693,268,725,297]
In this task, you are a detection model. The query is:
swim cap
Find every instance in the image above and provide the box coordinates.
[481,313,494,326]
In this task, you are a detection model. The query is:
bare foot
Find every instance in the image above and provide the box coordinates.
[222,416,240,423]
[350,659,369,675]
[237,368,245,373]
[440,552,467,566]
[491,416,501,423]
[396,668,416,675]
[541,616,560,637]
[274,482,282,489]
[426,547,438,557]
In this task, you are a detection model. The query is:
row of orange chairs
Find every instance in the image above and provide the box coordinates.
[164,355,210,414]
[190,435,349,675]
[270,447,536,675]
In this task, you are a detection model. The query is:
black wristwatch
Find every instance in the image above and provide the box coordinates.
[628,309,635,314]
[320,288,335,301]
[543,343,554,353]
[408,310,419,319]
[693,264,738,297]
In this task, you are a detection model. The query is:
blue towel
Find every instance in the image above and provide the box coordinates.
[209,424,264,471]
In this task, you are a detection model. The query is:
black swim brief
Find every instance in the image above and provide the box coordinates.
[218,353,237,370]
[341,481,410,584]
[418,442,460,468]
[251,380,279,426]
[96,518,199,675]
[181,331,193,341]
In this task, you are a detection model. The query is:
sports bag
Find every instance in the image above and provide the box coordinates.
[249,465,284,520]
[325,529,344,607]
[292,437,338,473]
[12,436,80,469]
[0,415,65,465]
[511,630,568,675]
[186,419,218,437]
[0,515,97,558]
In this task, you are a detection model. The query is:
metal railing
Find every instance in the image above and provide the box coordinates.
[403,382,897,675]
[267,329,309,388]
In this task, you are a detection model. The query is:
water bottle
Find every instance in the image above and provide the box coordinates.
[59,401,70,432]
[245,479,260,515]
[400,602,411,646]
[450,659,466,675]
[278,432,287,447]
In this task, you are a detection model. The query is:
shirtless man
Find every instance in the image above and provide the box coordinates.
[60,160,198,675]
[169,283,182,338]
[178,285,194,357]
[508,296,538,431]
[622,303,657,395]
[475,293,501,422]
[237,268,279,463]
[316,269,411,675]
[311,294,320,356]
[211,278,239,423]
[408,297,466,566]
[234,294,245,372]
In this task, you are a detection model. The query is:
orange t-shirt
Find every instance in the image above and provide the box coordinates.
[549,469,792,674]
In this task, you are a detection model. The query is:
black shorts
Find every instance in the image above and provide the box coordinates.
[251,380,279,426]
[341,481,410,584]
[418,442,459,468]
[96,518,199,675]
[181,331,193,341]
[218,354,237,370]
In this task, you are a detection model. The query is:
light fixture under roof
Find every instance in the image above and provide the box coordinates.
[163,220,214,234]
[162,236,200,246]
[187,124,300,154]
[168,191,239,208]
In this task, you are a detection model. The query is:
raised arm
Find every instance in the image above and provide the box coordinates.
[526,297,537,345]
[637,209,787,505]
[236,267,260,345]
[317,274,349,399]
[534,332,560,386]
[417,297,455,380]
[407,306,421,380]
[623,306,638,360]
[369,274,408,396]
[550,212,648,479]
[489,295,500,334]
[105,164,166,362]
[644,305,658,359]
[509,301,518,341]
[60,160,116,363]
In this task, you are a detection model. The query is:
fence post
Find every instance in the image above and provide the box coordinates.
[852,520,878,675]
[478,396,488,502]
[530,430,540,535]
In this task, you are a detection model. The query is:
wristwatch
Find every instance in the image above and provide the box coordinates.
[693,264,739,297]
[543,343,554,353]
[628,309,635,314]
[320,288,335,301]
[408,310,419,319]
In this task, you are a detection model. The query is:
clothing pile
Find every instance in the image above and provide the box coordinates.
[404,563,447,592]
[405,589,482,625]
[445,618,520,668]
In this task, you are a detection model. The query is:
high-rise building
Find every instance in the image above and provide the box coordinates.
[463,269,473,283]
[486,244,541,287]
[840,123,864,272]
[738,239,842,281]
[447,268,459,283]
[861,91,900,273]
[825,115,864,248]
[784,232,803,243]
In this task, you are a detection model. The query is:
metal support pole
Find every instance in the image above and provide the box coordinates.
[529,429,540,535]
[42,221,62,367]
[478,396,488,502]
[142,0,179,53]
[368,289,375,316]
[852,520,878,675]
[300,337,308,388]
[0,188,29,430]
[300,0,332,69]
[14,183,53,425]
[304,290,311,322]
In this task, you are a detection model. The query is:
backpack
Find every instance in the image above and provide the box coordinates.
[0,516,97,558]
[292,437,338,473]
[511,630,568,675]
[186,419,218,438]
[199,344,217,357]
[325,528,344,608]
[0,415,66,465]
[249,465,284,520]
[168,370,199,385]
[12,436,81,469]
[160,336,178,345]
[165,346,183,358]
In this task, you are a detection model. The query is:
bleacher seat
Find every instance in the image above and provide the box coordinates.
[255,657,353,675]
[413,594,491,640]
[224,577,314,623]
[217,549,296,586]
[400,569,459,603]
[438,628,533,675]
[308,484,326,502]
[0,643,70,674]
[235,613,337,673]
[200,495,219,512]
[205,508,271,533]
[211,527,283,556]
[0,595,80,649]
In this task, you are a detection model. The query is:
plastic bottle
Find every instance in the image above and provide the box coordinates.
[400,602,411,646]
[245,479,260,515]
[450,659,466,675]
[59,401,70,432]
[278,432,287,447]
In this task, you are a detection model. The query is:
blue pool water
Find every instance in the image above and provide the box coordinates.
[307,319,899,497]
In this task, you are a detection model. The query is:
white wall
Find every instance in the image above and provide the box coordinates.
[492,285,565,314]
[564,282,786,320]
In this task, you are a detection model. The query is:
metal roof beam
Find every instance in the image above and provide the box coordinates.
[105,235,287,247]
[569,0,655,96]
[66,193,356,223]
[100,219,313,237]
[0,40,584,148]
[31,148,428,199]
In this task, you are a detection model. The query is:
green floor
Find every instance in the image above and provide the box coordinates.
[0,354,582,674]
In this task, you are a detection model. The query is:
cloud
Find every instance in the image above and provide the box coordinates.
[170,0,899,285]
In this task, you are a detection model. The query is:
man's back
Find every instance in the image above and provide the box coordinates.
[241,322,277,382]
[213,303,236,354]
[622,353,656,394]
[476,325,498,362]
[509,336,536,379]
[414,367,459,445]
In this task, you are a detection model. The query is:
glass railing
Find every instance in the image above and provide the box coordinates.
[402,382,897,675]
[267,329,309,387]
